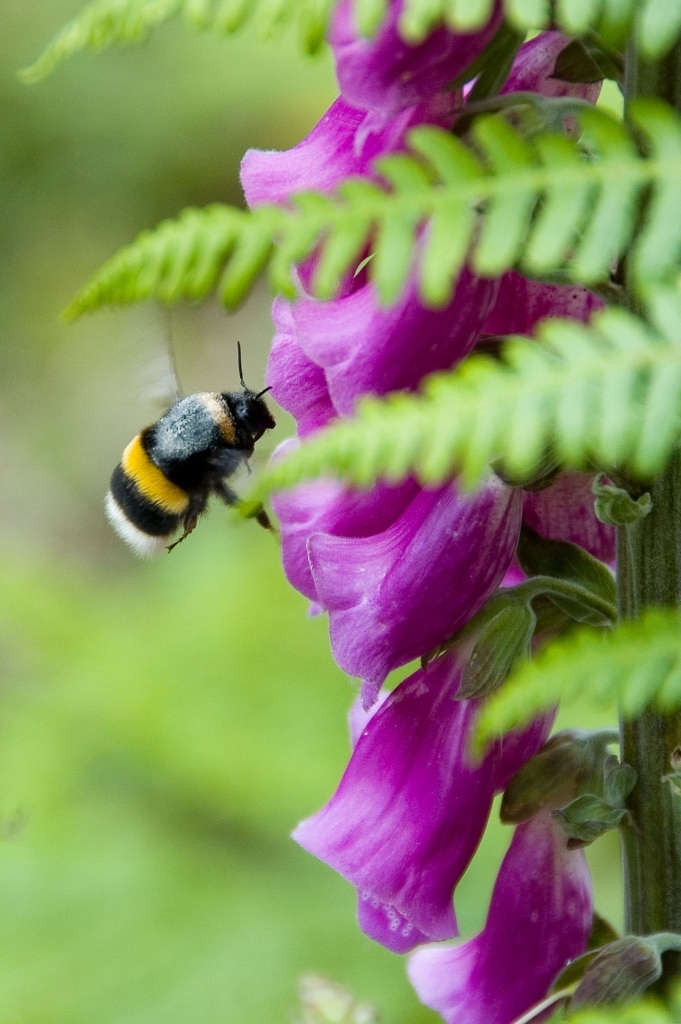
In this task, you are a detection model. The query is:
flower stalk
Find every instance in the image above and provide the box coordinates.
[619,34,681,943]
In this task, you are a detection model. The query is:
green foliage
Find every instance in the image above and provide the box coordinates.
[22,0,681,82]
[252,291,681,495]
[563,982,681,1023]
[474,606,681,751]
[21,0,336,80]
[62,99,681,318]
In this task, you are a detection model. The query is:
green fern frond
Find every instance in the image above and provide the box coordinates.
[22,0,681,82]
[474,607,681,752]
[21,0,335,81]
[64,100,681,317]
[253,295,681,496]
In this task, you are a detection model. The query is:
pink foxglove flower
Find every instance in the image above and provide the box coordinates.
[523,471,616,564]
[294,654,554,952]
[309,477,522,695]
[330,0,503,115]
[408,811,593,1024]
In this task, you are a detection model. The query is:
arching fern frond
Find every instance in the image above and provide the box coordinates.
[22,0,681,82]
[21,0,336,81]
[253,292,681,496]
[63,100,681,318]
[473,607,681,752]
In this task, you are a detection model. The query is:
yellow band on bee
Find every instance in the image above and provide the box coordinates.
[122,436,189,514]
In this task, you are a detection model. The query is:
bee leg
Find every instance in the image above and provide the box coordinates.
[166,502,203,553]
[214,481,275,532]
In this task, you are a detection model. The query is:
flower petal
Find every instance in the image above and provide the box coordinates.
[483,272,603,338]
[241,93,453,209]
[408,811,593,1024]
[501,31,602,107]
[272,464,419,602]
[293,269,499,414]
[330,0,502,114]
[309,477,522,686]
[294,655,553,952]
[266,298,336,435]
[523,471,616,564]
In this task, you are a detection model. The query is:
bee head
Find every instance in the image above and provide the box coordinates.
[230,388,276,443]
[227,343,276,444]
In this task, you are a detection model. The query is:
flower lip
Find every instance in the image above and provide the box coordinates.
[407,810,593,1024]
[293,654,554,952]
[309,476,523,688]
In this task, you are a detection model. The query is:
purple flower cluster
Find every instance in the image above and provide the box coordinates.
[242,6,611,1021]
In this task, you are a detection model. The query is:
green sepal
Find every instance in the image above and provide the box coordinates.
[501,728,619,824]
[551,38,624,85]
[603,754,638,805]
[663,769,681,797]
[552,794,630,848]
[566,934,681,1009]
[517,526,616,624]
[593,474,653,525]
[551,753,637,847]
[457,602,536,699]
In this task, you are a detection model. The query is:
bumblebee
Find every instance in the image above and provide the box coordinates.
[105,344,276,557]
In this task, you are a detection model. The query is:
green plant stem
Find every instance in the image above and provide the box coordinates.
[618,37,681,945]
[618,456,681,935]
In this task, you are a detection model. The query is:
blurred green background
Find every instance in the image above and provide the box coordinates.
[0,4,622,1022]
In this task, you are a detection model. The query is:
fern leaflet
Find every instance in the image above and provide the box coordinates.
[252,292,681,496]
[62,204,288,320]
[473,607,681,752]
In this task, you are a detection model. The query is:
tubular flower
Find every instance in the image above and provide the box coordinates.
[329,0,503,115]
[293,654,554,953]
[271,442,419,603]
[286,266,498,415]
[309,476,522,696]
[407,811,593,1024]
[523,471,616,564]
[241,92,454,212]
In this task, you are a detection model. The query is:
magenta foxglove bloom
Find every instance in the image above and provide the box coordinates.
[247,11,608,1021]
[523,471,616,564]
[266,298,336,437]
[500,30,600,105]
[294,654,554,952]
[408,811,593,1024]
[271,446,419,603]
[483,272,603,338]
[240,30,607,695]
[241,93,453,211]
[287,267,498,415]
[310,476,522,695]
[330,0,503,115]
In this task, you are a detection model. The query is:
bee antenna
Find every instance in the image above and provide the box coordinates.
[256,386,272,400]
[237,341,248,390]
